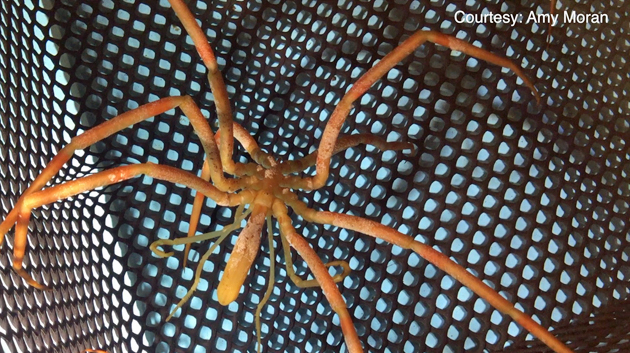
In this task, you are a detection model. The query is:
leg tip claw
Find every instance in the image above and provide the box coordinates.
[15,267,51,291]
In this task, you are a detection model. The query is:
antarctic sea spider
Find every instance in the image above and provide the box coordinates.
[0,1,576,353]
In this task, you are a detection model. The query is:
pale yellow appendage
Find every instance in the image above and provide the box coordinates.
[255,216,276,353]
[150,204,252,321]
[279,225,351,288]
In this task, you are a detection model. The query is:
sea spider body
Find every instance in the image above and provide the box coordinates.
[0,1,576,353]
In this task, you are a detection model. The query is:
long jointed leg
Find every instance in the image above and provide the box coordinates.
[215,124,278,170]
[281,191,574,353]
[291,30,541,191]
[255,216,277,353]
[167,0,237,173]
[278,222,351,288]
[166,0,274,270]
[168,0,285,175]
[1,96,239,250]
[10,163,251,290]
[0,95,265,288]
[272,200,363,353]
[0,97,182,248]
[279,133,415,185]
[183,158,212,268]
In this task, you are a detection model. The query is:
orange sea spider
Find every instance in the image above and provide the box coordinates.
[0,1,575,352]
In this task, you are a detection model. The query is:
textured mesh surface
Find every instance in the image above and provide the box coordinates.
[1,0,629,352]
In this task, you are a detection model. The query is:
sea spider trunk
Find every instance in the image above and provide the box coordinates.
[217,204,267,305]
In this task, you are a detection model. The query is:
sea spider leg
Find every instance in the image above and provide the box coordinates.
[167,0,253,268]
[272,200,363,353]
[217,128,414,177]
[286,30,541,191]
[215,124,278,169]
[279,134,414,177]
[280,192,574,353]
[0,97,182,251]
[183,158,212,268]
[0,96,242,248]
[167,0,237,173]
[277,215,352,287]
[0,96,257,289]
[255,216,276,353]
[10,163,252,291]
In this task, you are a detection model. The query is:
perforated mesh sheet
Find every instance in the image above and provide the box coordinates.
[1,0,629,352]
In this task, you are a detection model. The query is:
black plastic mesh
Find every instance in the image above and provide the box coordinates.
[1,0,629,352]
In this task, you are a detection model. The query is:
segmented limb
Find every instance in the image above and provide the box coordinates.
[0,95,267,289]
[183,158,212,268]
[255,216,277,353]
[280,191,574,353]
[215,124,278,169]
[0,95,254,250]
[0,97,206,247]
[10,163,252,290]
[216,128,412,177]
[167,0,237,173]
[279,133,414,179]
[278,222,351,287]
[272,200,363,353]
[288,30,540,191]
